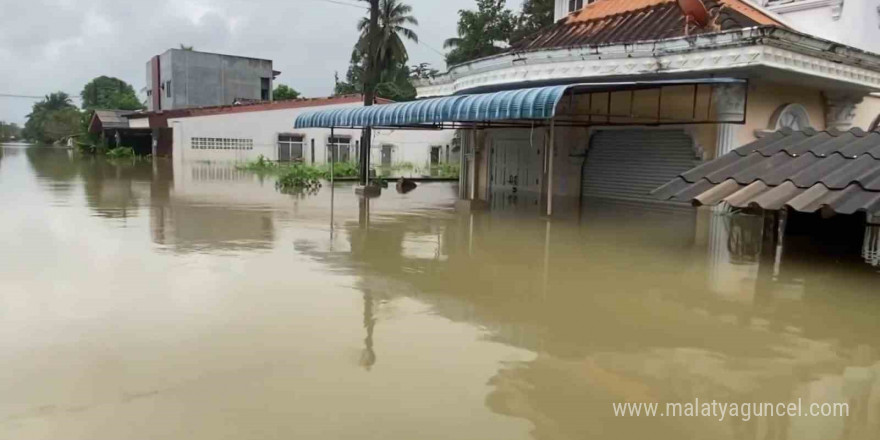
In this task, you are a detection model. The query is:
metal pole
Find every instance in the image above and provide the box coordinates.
[547,118,555,217]
[458,130,467,199]
[469,129,477,200]
[330,127,335,186]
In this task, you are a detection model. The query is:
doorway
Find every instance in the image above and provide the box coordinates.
[489,138,542,211]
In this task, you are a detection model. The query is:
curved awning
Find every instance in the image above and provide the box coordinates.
[294,85,568,129]
[294,79,747,129]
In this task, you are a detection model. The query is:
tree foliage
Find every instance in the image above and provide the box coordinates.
[444,0,554,66]
[80,76,144,111]
[335,0,421,102]
[273,84,301,101]
[23,92,82,144]
[0,121,22,141]
[444,0,515,66]
[511,0,555,44]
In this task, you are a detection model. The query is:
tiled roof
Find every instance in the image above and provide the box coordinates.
[652,128,880,215]
[512,0,785,51]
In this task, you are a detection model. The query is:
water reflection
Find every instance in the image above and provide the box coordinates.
[864,225,880,267]
[2,146,879,440]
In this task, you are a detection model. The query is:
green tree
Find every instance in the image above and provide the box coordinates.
[0,122,22,141]
[336,0,420,102]
[511,0,555,45]
[80,76,144,111]
[356,0,418,76]
[273,84,301,101]
[23,92,81,144]
[444,0,515,66]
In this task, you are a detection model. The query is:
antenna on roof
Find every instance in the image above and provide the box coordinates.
[676,0,711,36]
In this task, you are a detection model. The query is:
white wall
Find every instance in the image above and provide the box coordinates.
[167,103,456,170]
[767,0,880,54]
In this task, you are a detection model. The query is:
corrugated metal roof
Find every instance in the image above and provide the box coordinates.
[93,110,133,129]
[294,79,745,129]
[294,85,568,128]
[512,0,785,51]
[653,128,880,215]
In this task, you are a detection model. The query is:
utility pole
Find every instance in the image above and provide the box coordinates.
[359,0,380,187]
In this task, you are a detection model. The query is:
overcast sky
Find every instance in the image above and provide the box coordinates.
[0,0,518,124]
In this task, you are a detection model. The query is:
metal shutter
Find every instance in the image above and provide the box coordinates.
[582,130,698,203]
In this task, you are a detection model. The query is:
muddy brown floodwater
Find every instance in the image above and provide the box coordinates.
[2,145,880,440]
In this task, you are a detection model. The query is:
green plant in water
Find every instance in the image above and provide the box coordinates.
[236,155,280,173]
[430,162,460,178]
[106,146,136,159]
[318,161,359,178]
[275,164,323,194]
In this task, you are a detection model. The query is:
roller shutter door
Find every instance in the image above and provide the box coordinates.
[582,130,699,204]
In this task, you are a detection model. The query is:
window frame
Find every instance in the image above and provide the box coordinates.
[277,133,306,161]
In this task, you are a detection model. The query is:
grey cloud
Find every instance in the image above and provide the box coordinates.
[0,0,513,124]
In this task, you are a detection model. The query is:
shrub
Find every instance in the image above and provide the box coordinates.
[275,164,323,193]
[106,146,136,159]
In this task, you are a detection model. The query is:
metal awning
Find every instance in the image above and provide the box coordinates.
[294,78,747,130]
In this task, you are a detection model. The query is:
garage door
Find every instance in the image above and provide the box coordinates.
[582,130,699,204]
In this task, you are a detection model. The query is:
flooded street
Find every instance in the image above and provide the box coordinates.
[2,145,880,440]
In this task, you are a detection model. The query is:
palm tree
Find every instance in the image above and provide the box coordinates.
[355,0,418,184]
[356,0,418,71]
[42,92,74,111]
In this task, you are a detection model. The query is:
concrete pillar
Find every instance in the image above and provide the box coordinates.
[712,83,747,157]
[458,130,467,200]
[546,119,555,216]
[712,83,746,212]
[823,92,864,131]
[469,129,477,200]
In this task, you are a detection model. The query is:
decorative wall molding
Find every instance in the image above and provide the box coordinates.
[768,103,813,130]
[831,0,844,20]
[713,83,748,122]
[765,0,842,19]
[823,91,864,130]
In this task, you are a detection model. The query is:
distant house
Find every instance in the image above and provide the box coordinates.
[88,110,152,154]
[146,49,279,112]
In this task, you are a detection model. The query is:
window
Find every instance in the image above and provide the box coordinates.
[327,136,352,163]
[165,81,172,98]
[190,137,254,151]
[261,77,270,101]
[278,134,305,161]
[768,104,812,131]
[568,0,584,13]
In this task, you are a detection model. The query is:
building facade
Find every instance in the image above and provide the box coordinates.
[412,0,880,216]
[146,49,277,112]
[128,96,456,172]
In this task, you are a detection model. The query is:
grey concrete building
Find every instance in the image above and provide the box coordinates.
[146,49,278,111]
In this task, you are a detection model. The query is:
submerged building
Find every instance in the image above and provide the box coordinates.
[127,95,456,171]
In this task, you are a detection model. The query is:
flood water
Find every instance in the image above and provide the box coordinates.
[2,145,880,440]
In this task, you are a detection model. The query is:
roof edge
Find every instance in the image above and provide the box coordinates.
[418,26,880,94]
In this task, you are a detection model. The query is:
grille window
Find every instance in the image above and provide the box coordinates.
[191,137,254,150]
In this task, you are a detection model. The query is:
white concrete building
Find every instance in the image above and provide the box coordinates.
[127,95,456,172]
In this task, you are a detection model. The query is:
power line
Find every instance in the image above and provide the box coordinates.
[309,0,368,10]
[0,93,81,100]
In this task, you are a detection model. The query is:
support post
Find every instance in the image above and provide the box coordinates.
[360,127,370,185]
[712,83,746,213]
[469,128,477,200]
[547,118,555,217]
[459,130,467,200]
[330,127,335,186]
